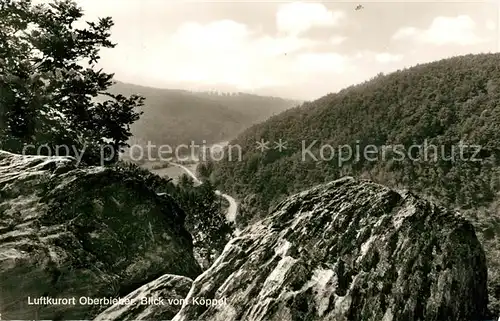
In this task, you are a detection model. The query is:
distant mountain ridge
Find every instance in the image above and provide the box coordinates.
[106,81,300,158]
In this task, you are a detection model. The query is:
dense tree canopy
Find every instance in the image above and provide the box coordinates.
[0,0,143,164]
[211,53,500,215]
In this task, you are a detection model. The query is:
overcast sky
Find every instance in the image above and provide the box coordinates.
[75,0,499,100]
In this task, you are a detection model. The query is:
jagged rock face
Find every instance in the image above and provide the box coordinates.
[0,151,201,320]
[172,177,489,321]
[93,274,192,321]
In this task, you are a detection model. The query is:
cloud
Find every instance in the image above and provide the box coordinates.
[330,35,347,45]
[252,35,319,57]
[375,52,404,63]
[159,20,355,90]
[276,2,345,35]
[169,20,318,58]
[117,19,328,90]
[353,51,403,64]
[392,15,486,46]
[171,20,251,50]
[486,19,496,31]
[295,53,351,74]
[392,27,419,40]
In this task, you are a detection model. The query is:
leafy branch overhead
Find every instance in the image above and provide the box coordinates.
[0,0,144,164]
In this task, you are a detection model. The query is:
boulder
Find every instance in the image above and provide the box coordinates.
[0,151,201,320]
[93,274,192,321]
[172,177,489,321]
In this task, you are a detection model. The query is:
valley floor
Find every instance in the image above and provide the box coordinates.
[149,160,239,223]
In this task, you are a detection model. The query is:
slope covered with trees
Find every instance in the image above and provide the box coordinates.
[107,82,300,159]
[208,53,500,314]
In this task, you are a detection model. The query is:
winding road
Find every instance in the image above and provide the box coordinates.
[168,162,239,223]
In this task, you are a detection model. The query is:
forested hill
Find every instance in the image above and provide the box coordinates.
[107,82,300,149]
[211,52,500,212]
[207,53,500,314]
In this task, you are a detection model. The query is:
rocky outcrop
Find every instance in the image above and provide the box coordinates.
[93,274,192,321]
[0,151,201,320]
[172,177,489,321]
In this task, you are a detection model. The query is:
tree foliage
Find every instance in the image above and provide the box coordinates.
[0,0,143,164]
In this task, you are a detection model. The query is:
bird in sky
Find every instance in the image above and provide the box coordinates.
[355,4,364,10]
